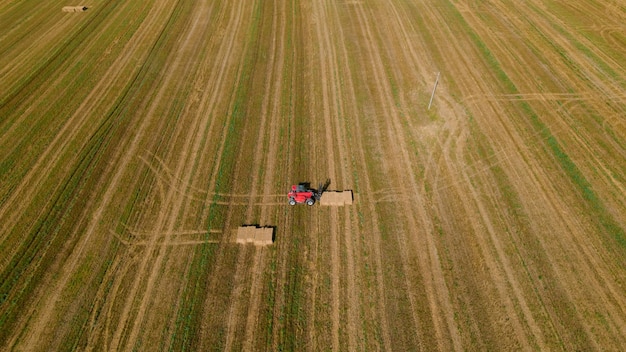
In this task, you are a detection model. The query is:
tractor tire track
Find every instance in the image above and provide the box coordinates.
[241,1,294,350]
[456,1,626,348]
[309,1,342,350]
[160,2,251,349]
[224,1,286,349]
[348,1,473,349]
[313,1,368,350]
[424,2,552,349]
[103,1,218,349]
[169,1,257,349]
[119,0,219,341]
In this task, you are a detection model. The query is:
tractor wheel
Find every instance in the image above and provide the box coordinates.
[306,198,315,206]
[289,198,297,206]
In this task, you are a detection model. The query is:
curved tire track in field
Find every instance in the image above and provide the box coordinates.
[139,153,286,207]
[160,2,252,349]
[108,1,248,350]
[4,1,626,350]
[440,0,626,348]
[348,2,463,350]
[424,2,562,349]
[89,0,215,348]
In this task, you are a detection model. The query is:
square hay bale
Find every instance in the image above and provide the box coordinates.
[254,227,274,245]
[320,191,353,206]
[62,6,88,12]
[236,226,254,244]
[342,190,353,205]
[237,226,274,245]
[320,192,341,206]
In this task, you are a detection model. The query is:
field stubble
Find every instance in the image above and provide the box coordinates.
[1,0,625,351]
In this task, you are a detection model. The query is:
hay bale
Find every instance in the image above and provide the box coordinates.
[320,192,340,206]
[237,226,274,245]
[342,190,353,205]
[320,191,353,206]
[254,227,274,245]
[236,226,253,244]
[62,6,88,12]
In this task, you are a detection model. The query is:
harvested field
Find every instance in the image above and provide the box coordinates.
[1,0,625,350]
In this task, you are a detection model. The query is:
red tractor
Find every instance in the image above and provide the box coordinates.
[288,184,320,206]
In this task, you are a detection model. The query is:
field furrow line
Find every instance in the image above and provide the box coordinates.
[0,1,121,114]
[350,2,464,350]
[316,2,368,350]
[325,2,363,350]
[225,0,287,349]
[0,1,78,92]
[103,4,206,350]
[161,2,248,349]
[456,0,624,336]
[267,3,302,345]
[432,3,555,348]
[241,1,295,350]
[0,0,167,268]
[330,3,392,350]
[310,1,342,350]
[438,1,626,348]
[3,0,626,350]
[473,0,626,188]
[5,1,184,349]
[178,1,259,349]
[424,4,545,349]
[118,1,220,349]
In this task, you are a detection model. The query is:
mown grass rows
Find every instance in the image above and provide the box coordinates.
[167,1,278,350]
[0,0,78,96]
[62,0,204,345]
[0,1,155,272]
[0,1,126,209]
[0,0,135,343]
[66,1,201,346]
[465,116,570,350]
[0,0,198,347]
[441,0,625,348]
[339,2,452,349]
[446,0,626,250]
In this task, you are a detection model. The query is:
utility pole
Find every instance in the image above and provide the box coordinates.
[428,72,440,110]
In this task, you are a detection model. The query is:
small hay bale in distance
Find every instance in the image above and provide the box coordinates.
[62,6,88,12]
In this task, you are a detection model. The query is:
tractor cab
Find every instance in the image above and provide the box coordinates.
[287,180,330,206]
[288,183,318,206]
